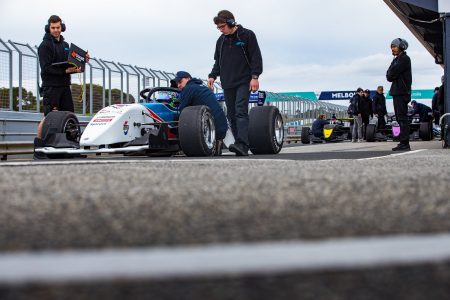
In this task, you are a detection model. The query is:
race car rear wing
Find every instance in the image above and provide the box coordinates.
[215,91,266,106]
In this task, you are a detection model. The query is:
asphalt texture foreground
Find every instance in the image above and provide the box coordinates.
[1,140,450,299]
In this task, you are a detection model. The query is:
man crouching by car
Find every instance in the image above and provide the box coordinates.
[171,71,228,155]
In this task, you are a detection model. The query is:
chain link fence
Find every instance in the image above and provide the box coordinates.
[0,37,347,124]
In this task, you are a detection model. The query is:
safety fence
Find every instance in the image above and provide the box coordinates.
[0,37,347,127]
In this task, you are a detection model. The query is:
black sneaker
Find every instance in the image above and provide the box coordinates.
[228,143,249,156]
[392,143,411,151]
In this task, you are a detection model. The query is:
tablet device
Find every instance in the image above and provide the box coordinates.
[52,43,87,71]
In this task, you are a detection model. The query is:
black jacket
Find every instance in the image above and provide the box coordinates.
[209,25,263,89]
[386,51,412,96]
[312,119,329,137]
[38,33,71,87]
[178,78,228,138]
[372,92,387,115]
[349,94,361,115]
[431,92,439,112]
[438,84,444,113]
[360,96,373,117]
[410,102,432,122]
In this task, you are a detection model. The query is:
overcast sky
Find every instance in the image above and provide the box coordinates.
[0,0,444,94]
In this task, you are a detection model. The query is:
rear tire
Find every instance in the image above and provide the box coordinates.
[419,122,432,141]
[248,106,284,155]
[178,105,216,157]
[366,124,376,142]
[301,127,311,144]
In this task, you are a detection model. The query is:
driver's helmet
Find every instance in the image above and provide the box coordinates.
[156,92,171,101]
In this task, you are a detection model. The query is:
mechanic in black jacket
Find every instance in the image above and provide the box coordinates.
[438,75,445,117]
[207,10,263,156]
[171,71,228,155]
[35,15,89,140]
[311,114,329,138]
[361,89,373,138]
[431,86,440,126]
[349,88,364,142]
[410,100,432,123]
[386,38,412,151]
[372,86,387,130]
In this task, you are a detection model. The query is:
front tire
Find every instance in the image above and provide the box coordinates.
[248,106,284,155]
[366,124,376,142]
[301,127,311,144]
[42,111,80,142]
[41,111,80,159]
[419,122,432,141]
[178,105,216,157]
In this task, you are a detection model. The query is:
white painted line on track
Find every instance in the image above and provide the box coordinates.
[1,233,450,284]
[356,149,426,161]
[0,158,296,167]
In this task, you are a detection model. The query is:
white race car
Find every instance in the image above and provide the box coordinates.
[35,87,284,158]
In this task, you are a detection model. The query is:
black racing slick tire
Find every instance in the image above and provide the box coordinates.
[42,111,80,142]
[419,122,432,141]
[248,106,284,155]
[365,124,376,142]
[301,127,311,144]
[179,105,216,157]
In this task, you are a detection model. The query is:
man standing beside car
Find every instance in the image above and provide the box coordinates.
[360,89,373,139]
[372,86,387,130]
[34,15,89,158]
[349,88,364,142]
[386,38,412,151]
[207,10,263,156]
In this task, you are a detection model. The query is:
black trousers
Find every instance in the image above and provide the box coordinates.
[223,83,250,147]
[393,94,411,145]
[361,114,370,138]
[377,114,386,130]
[42,86,74,116]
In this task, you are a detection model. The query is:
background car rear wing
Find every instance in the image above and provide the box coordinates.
[215,91,266,106]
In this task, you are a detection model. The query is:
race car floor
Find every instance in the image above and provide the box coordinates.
[1,140,449,299]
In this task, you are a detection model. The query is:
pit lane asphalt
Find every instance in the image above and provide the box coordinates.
[0,140,449,252]
[1,140,450,299]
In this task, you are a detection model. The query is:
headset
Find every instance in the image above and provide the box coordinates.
[396,38,408,51]
[45,15,66,33]
[226,18,236,27]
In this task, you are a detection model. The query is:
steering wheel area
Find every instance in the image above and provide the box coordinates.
[139,87,181,104]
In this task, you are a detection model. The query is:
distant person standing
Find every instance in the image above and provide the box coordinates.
[207,10,263,156]
[372,86,387,130]
[438,75,445,118]
[349,88,364,142]
[386,38,412,151]
[431,86,440,127]
[360,89,373,138]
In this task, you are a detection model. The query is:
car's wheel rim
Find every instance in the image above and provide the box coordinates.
[64,118,80,141]
[202,113,215,149]
[274,114,283,144]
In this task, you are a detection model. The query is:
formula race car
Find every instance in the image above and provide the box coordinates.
[301,118,353,144]
[34,88,284,158]
[365,114,433,142]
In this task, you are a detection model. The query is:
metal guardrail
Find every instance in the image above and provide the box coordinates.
[0,141,33,160]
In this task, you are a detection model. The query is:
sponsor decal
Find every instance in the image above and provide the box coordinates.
[93,118,113,122]
[71,51,85,63]
[123,121,129,135]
